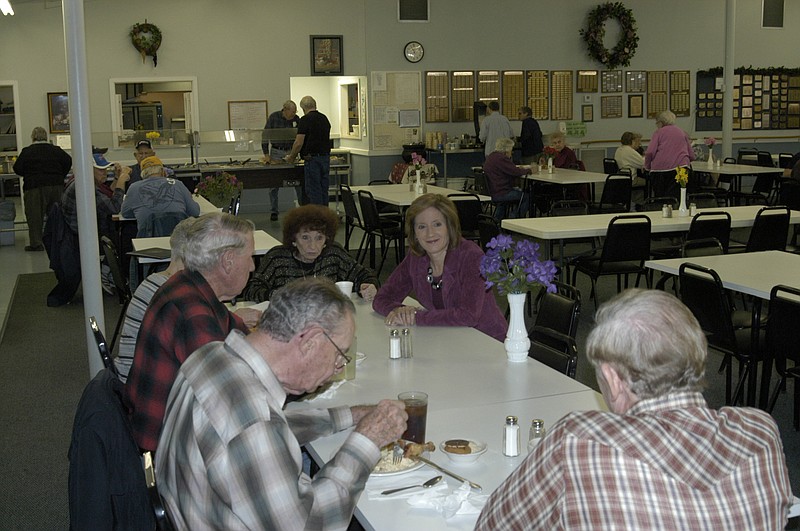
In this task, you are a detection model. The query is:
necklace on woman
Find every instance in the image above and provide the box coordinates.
[426,266,443,290]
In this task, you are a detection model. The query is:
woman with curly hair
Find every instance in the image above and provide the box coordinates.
[243,205,377,302]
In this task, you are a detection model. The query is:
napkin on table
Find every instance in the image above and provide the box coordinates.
[407,482,488,519]
[365,469,446,500]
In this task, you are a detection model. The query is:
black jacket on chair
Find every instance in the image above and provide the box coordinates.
[42,202,82,307]
[68,368,154,530]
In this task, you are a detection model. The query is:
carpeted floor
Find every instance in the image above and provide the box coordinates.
[0,272,122,530]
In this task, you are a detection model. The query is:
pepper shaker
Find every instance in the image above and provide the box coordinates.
[503,415,520,457]
[389,329,401,359]
[527,419,546,454]
[401,328,413,358]
[689,202,697,216]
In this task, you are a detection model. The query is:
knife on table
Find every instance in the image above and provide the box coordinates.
[415,456,482,492]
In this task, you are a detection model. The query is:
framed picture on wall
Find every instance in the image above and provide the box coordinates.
[582,104,593,122]
[310,35,343,76]
[628,94,644,118]
[47,92,70,133]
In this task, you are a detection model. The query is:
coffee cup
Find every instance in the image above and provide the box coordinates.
[335,281,354,297]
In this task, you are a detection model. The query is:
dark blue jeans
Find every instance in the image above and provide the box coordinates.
[493,188,529,221]
[304,155,330,205]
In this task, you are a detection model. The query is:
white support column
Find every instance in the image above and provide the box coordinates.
[62,0,105,378]
[722,0,736,160]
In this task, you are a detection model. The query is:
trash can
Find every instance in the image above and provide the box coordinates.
[0,200,16,246]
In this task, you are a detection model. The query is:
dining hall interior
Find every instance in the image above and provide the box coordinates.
[2,0,800,528]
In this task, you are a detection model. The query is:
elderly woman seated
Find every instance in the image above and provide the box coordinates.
[483,137,531,220]
[243,204,377,302]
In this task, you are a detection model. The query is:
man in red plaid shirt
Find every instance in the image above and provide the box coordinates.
[124,212,260,452]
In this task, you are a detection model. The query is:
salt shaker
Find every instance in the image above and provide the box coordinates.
[662,204,670,218]
[389,329,401,359]
[503,415,520,457]
[689,202,697,216]
[401,328,413,358]
[527,419,546,454]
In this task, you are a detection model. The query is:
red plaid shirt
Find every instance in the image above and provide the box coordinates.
[476,392,792,530]
[124,269,247,451]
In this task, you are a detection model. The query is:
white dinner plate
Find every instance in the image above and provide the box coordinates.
[371,445,428,477]
[355,352,366,365]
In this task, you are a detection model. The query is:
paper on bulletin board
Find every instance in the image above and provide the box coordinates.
[228,100,268,130]
[55,134,71,150]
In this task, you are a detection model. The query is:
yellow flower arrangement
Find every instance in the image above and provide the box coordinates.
[145,131,160,140]
[675,167,689,188]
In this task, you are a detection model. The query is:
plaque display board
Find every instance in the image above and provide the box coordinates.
[526,70,549,120]
[577,70,598,93]
[550,70,573,120]
[695,69,800,131]
[502,71,525,117]
[601,95,623,118]
[647,71,668,118]
[451,71,475,122]
[626,70,647,93]
[601,70,623,93]
[425,71,449,122]
[477,71,500,106]
[669,70,691,117]
[628,94,644,118]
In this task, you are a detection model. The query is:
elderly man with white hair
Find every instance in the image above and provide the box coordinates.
[124,212,261,452]
[477,289,792,530]
[120,155,199,235]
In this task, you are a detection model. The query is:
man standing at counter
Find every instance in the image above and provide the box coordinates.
[262,100,301,221]
[479,101,514,158]
[285,95,331,206]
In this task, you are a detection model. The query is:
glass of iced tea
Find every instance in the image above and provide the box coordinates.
[398,391,428,443]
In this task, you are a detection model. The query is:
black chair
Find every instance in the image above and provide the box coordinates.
[588,173,632,214]
[227,192,241,216]
[679,263,761,405]
[528,326,578,379]
[571,215,651,309]
[646,168,680,200]
[549,200,595,275]
[737,147,758,165]
[531,281,581,340]
[477,214,500,249]
[357,190,403,276]
[687,192,720,208]
[603,157,620,174]
[448,193,482,243]
[651,211,732,259]
[100,236,132,353]
[765,284,800,430]
[729,206,789,253]
[778,178,800,247]
[340,184,366,254]
[478,168,525,220]
[89,316,119,378]
[778,152,794,170]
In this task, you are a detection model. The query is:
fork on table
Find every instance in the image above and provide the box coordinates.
[392,442,404,464]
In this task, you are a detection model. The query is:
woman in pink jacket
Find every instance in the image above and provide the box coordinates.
[373,194,507,342]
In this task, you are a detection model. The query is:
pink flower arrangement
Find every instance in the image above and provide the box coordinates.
[704,137,717,147]
[411,152,427,168]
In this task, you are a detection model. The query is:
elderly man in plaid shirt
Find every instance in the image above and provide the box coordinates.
[156,278,407,530]
[477,289,792,530]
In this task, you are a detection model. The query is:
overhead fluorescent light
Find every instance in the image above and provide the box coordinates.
[0,0,14,16]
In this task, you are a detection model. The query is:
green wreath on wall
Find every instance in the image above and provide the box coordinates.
[579,2,638,70]
[130,20,162,67]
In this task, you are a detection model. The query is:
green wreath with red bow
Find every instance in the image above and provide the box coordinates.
[130,20,162,67]
[579,3,638,70]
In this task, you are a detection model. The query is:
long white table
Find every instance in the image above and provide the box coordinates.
[288,296,606,530]
[132,229,280,264]
[690,161,782,193]
[645,250,800,408]
[503,206,800,278]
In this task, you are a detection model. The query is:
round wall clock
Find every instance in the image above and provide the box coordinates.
[404,41,424,63]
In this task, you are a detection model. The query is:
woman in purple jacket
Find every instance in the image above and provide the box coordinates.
[372,194,507,342]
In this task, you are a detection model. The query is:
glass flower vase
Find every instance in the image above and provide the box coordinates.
[707,151,714,168]
[678,187,689,217]
[505,292,530,362]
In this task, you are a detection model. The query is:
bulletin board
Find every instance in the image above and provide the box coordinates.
[370,71,422,150]
[228,100,268,130]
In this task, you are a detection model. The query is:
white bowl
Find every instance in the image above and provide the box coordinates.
[440,439,487,464]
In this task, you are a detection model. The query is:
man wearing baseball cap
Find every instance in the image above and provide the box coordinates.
[121,155,199,232]
[128,139,174,188]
